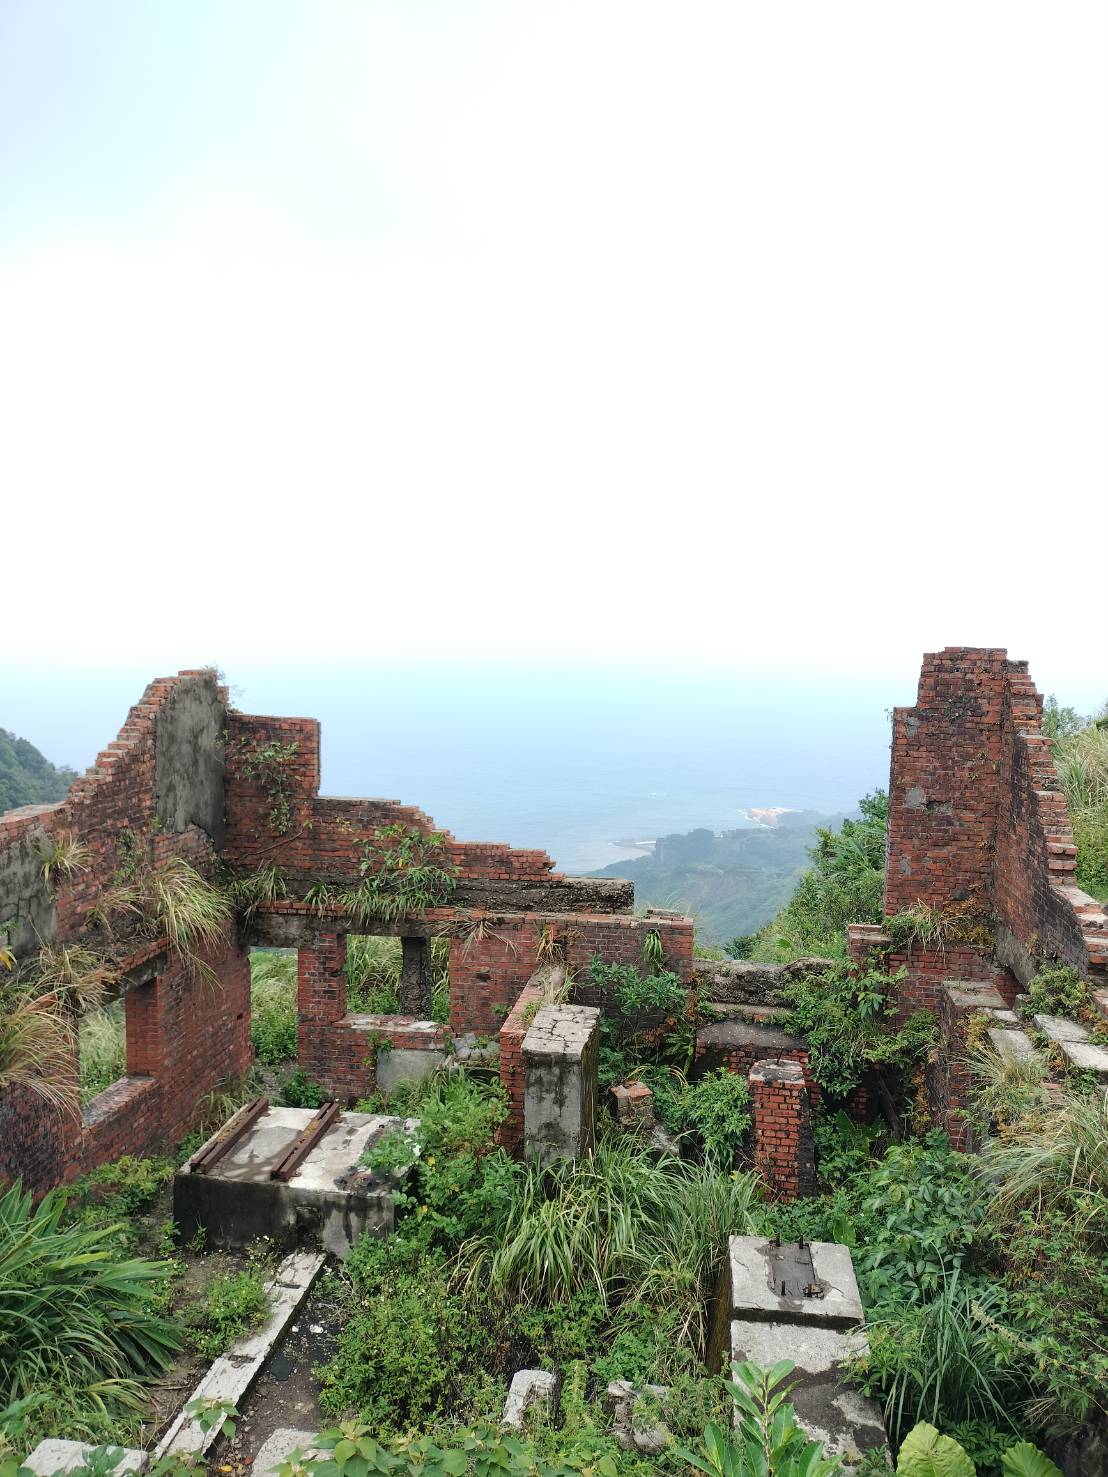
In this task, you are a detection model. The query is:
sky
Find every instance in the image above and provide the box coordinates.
[1,2,1105,698]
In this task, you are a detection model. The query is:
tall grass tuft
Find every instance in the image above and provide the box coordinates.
[458,1137,759,1357]
[0,1180,180,1439]
[982,1087,1108,1244]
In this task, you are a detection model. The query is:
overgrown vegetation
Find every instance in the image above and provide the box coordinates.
[0,1180,179,1443]
[183,1266,270,1360]
[1046,695,1108,901]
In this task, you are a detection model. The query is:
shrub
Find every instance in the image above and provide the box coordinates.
[783,962,935,1104]
[0,1181,179,1440]
[277,1068,326,1108]
[78,999,126,1101]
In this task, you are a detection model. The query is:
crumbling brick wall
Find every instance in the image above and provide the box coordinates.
[749,1059,816,1200]
[0,673,252,1196]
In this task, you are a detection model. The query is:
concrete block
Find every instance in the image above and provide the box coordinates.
[376,1045,448,1095]
[606,1380,671,1455]
[523,1004,600,1166]
[1034,1014,1089,1043]
[724,1236,863,1329]
[729,1320,887,1467]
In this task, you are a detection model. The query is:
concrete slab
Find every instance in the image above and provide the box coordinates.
[986,1028,1040,1065]
[729,1320,887,1467]
[1057,1039,1108,1079]
[24,1441,144,1475]
[254,1428,320,1476]
[1034,1014,1088,1044]
[376,1045,447,1095]
[946,984,1008,1012]
[725,1237,864,1329]
[986,1008,1022,1027]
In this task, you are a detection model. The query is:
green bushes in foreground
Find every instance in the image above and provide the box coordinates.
[0,1181,180,1442]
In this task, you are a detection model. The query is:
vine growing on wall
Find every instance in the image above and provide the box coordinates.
[236,738,300,835]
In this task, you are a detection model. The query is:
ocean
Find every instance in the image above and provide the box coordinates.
[3,662,897,875]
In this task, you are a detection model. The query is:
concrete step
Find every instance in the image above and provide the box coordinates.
[1033,1015,1108,1082]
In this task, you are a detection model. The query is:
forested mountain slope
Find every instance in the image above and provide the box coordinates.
[0,729,76,813]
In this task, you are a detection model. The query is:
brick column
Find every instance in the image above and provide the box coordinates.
[749,1058,816,1201]
[498,983,547,1152]
[125,978,165,1076]
[297,931,347,1080]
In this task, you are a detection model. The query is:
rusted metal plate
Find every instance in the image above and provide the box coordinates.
[269,1100,341,1182]
[188,1096,270,1174]
[765,1237,819,1299]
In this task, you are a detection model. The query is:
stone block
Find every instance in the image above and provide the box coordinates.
[23,1442,144,1475]
[502,1370,556,1430]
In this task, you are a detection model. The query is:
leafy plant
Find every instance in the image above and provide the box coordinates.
[0,1180,179,1440]
[184,1267,269,1359]
[340,826,459,923]
[783,962,934,1103]
[587,957,685,1015]
[677,1360,844,1476]
[236,738,300,835]
[278,1068,327,1108]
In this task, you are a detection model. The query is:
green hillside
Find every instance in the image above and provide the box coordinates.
[0,729,77,814]
[589,809,844,944]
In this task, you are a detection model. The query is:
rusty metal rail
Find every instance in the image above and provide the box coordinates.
[187,1096,270,1174]
[269,1099,341,1182]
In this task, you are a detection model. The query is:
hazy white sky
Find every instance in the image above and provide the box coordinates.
[2,2,1104,691]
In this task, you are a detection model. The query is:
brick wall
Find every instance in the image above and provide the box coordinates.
[749,1059,816,1200]
[498,983,547,1151]
[883,648,1106,985]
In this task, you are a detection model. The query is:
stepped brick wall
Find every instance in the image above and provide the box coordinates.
[883,648,1106,988]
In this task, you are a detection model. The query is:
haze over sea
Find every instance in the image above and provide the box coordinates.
[1,663,910,875]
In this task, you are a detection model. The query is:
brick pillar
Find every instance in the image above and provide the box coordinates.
[749,1058,816,1201]
[399,936,432,1016]
[297,931,347,1080]
[498,983,546,1152]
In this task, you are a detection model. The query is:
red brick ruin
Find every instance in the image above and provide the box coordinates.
[1,647,1105,1198]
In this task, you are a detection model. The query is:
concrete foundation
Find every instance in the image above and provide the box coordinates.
[173,1106,415,1258]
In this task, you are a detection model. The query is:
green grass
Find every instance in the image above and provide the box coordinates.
[78,999,126,1102]
[249,949,298,1064]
